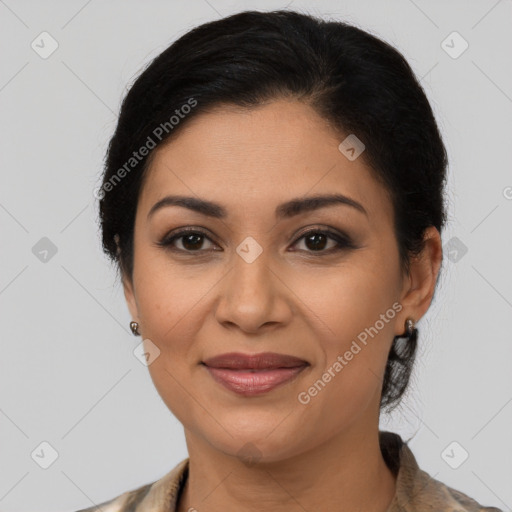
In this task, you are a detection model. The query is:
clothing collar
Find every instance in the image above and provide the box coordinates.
[132,430,488,511]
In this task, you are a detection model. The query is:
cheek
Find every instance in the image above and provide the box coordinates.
[290,262,398,397]
[135,277,207,421]
[134,252,217,346]
[132,261,222,406]
[290,257,398,339]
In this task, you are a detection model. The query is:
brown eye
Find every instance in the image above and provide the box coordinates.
[157,227,356,256]
[157,228,218,253]
[300,232,332,251]
[179,233,208,251]
[291,229,355,254]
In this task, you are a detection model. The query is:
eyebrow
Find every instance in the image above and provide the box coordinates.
[147,193,368,221]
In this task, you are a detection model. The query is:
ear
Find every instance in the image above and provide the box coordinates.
[396,226,443,335]
[122,272,139,322]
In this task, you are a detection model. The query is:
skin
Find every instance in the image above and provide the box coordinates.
[122,98,442,512]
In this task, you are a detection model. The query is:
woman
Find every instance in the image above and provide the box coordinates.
[77,9,502,512]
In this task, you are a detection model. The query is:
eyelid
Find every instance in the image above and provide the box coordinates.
[290,226,356,253]
[157,226,218,251]
[156,225,356,254]
[293,225,348,242]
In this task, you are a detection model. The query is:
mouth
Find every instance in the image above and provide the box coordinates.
[201,352,309,396]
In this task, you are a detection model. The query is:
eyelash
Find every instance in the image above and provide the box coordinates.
[156,226,356,256]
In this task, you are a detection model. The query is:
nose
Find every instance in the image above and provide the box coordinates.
[214,248,293,334]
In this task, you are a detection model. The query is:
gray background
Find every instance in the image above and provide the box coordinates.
[1,0,511,510]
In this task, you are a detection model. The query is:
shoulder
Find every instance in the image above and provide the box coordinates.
[392,435,502,511]
[380,431,504,512]
[73,481,153,512]
[402,467,504,512]
[72,458,189,512]
[445,485,504,512]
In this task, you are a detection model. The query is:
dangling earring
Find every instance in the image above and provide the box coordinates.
[404,317,415,338]
[130,321,140,336]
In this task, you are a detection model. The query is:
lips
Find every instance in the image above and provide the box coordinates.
[202,352,309,396]
[202,352,308,370]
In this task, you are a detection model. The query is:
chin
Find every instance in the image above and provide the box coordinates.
[203,421,305,465]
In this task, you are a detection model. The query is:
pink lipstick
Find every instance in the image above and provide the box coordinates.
[202,352,309,396]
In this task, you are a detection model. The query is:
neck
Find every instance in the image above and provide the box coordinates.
[177,423,397,512]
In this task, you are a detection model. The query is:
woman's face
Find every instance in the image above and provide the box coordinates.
[123,99,438,462]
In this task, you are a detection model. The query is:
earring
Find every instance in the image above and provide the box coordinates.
[130,321,140,336]
[404,317,415,338]
[113,233,121,256]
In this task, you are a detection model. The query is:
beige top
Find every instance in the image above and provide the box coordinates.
[75,431,503,512]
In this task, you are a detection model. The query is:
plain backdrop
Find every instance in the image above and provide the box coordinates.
[1,0,511,510]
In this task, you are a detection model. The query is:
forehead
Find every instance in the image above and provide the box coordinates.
[138,99,393,225]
